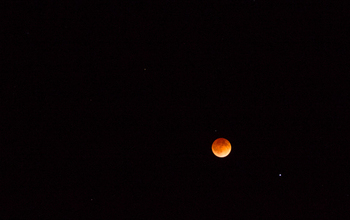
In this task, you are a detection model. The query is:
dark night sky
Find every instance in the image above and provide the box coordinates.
[2,1,350,219]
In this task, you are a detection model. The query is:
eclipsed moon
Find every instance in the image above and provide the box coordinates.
[212,138,231,158]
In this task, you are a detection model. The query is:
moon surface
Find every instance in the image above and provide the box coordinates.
[212,138,231,158]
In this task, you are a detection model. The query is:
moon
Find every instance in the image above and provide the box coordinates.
[212,138,231,158]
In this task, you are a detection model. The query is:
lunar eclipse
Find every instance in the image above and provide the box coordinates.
[212,138,231,158]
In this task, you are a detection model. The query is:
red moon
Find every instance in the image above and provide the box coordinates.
[212,138,231,158]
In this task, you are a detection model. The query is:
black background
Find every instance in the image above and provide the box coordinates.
[2,1,349,218]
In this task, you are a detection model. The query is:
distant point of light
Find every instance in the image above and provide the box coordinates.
[144,68,146,71]
[279,174,282,176]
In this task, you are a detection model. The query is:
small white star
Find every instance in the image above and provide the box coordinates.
[279,174,281,176]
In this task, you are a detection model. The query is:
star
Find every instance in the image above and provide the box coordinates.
[279,174,282,176]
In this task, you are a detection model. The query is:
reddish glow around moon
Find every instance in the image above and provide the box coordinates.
[212,138,231,158]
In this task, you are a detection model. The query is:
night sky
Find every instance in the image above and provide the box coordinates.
[3,1,349,219]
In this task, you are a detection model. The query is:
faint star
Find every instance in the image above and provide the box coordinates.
[279,174,281,176]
